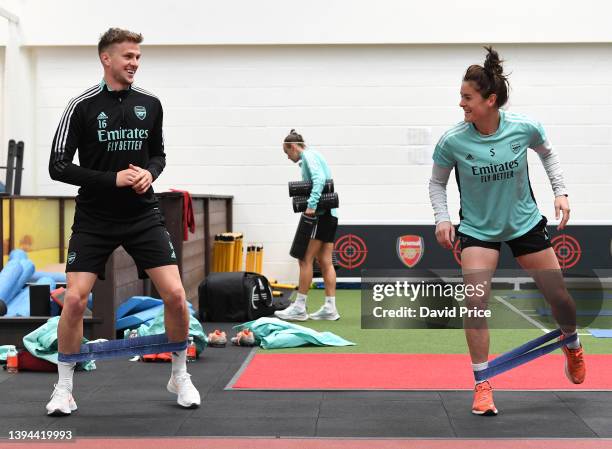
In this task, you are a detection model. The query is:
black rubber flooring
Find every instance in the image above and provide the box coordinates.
[0,322,610,438]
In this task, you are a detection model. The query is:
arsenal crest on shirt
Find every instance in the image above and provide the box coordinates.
[396,235,424,268]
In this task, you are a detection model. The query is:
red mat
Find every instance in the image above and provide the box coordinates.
[232,353,612,390]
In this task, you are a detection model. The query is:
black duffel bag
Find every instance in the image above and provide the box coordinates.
[198,271,275,322]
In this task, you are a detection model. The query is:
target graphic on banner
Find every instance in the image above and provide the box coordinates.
[551,234,582,269]
[452,239,462,266]
[334,234,368,270]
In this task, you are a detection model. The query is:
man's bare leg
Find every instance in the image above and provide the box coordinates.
[146,265,200,408]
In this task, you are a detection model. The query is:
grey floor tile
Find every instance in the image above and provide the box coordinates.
[319,398,448,419]
[191,398,320,418]
[581,417,612,437]
[0,402,51,418]
[316,417,455,438]
[440,392,597,438]
[0,417,54,435]
[176,417,317,437]
[556,391,612,402]
[322,391,441,401]
[67,400,191,418]
[45,416,186,437]
[205,390,324,401]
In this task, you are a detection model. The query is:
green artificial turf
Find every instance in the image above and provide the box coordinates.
[261,289,612,354]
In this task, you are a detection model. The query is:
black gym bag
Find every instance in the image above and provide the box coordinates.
[198,272,276,322]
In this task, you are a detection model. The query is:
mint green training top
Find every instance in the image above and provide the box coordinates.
[432,110,546,241]
[299,148,338,218]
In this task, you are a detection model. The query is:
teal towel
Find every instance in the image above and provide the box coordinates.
[122,309,208,356]
[22,316,96,371]
[234,317,355,349]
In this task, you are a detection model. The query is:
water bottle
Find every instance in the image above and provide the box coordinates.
[128,330,140,361]
[187,336,196,362]
[6,347,18,374]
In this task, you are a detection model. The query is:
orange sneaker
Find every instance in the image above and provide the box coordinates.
[472,381,498,416]
[561,338,586,384]
[207,330,227,348]
[231,329,256,346]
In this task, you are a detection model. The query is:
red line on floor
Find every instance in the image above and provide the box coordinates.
[4,438,612,449]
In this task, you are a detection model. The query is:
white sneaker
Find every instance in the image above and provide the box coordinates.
[309,305,340,321]
[167,372,201,408]
[274,303,308,321]
[46,384,77,416]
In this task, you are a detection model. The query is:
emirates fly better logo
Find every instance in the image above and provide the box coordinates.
[396,235,424,268]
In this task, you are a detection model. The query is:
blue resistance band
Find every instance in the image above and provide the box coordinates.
[58,334,188,363]
[474,329,578,382]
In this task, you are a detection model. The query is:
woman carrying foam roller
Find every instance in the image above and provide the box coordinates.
[277,130,340,321]
[428,47,585,416]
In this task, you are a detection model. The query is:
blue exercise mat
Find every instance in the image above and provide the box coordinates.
[116,296,163,320]
[588,329,612,338]
[115,298,195,330]
[115,304,165,330]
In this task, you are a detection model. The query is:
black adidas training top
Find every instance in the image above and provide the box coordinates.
[49,81,166,221]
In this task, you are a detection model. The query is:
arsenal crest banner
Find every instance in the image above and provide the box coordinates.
[397,235,424,268]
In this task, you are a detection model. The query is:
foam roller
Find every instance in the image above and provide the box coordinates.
[292,192,339,213]
[0,260,23,304]
[8,249,28,261]
[290,214,318,259]
[288,179,334,197]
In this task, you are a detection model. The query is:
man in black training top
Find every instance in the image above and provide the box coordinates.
[47,28,200,416]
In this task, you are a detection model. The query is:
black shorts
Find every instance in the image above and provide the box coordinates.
[66,208,178,280]
[457,216,552,258]
[312,212,338,243]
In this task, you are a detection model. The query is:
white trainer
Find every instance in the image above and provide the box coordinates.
[167,372,201,408]
[309,305,340,321]
[274,303,308,321]
[46,384,77,416]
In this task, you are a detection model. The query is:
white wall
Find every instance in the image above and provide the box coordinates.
[2,0,612,280]
[32,43,612,280]
[16,0,612,45]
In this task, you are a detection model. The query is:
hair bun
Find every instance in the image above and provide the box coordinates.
[284,129,305,145]
[483,46,504,76]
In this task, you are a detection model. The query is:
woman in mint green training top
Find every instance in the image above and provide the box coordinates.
[275,130,340,322]
[429,47,585,416]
